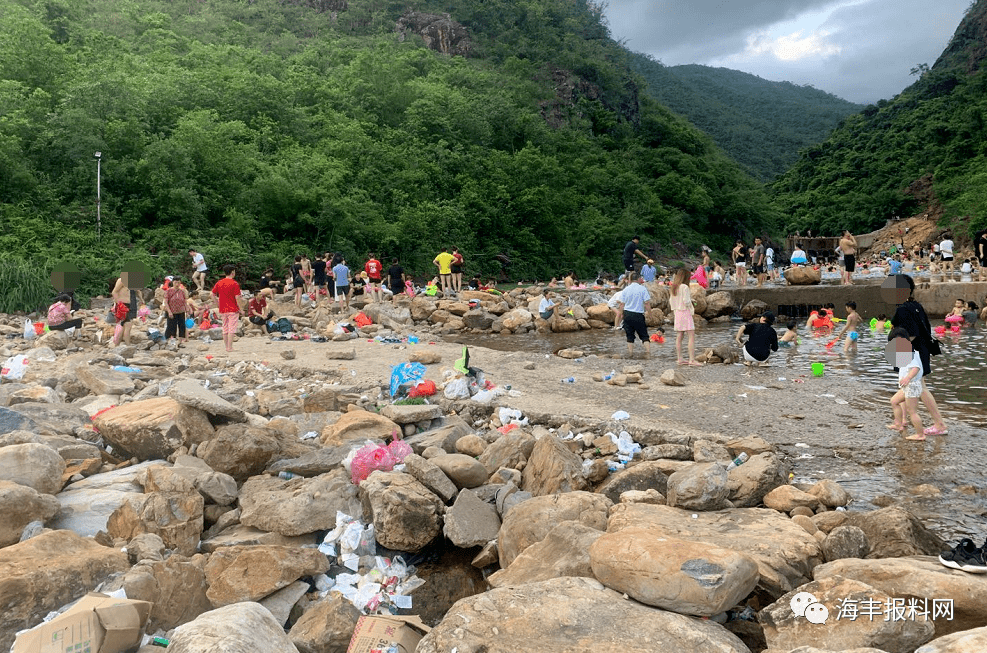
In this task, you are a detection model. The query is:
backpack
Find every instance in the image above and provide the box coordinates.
[277,317,294,334]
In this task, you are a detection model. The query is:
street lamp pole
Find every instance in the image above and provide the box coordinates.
[95,151,101,239]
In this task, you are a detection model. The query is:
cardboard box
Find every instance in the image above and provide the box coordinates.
[12,593,153,653]
[346,615,430,653]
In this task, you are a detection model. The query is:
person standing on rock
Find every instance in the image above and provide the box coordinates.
[888,274,948,435]
[451,247,465,294]
[211,265,242,353]
[752,237,767,287]
[433,247,455,297]
[387,258,405,306]
[839,230,858,285]
[939,233,955,282]
[189,249,207,293]
[669,268,700,366]
[731,241,747,286]
[622,236,647,273]
[333,257,351,313]
[735,311,779,369]
[364,253,383,303]
[164,278,189,344]
[641,259,657,283]
[312,254,327,298]
[617,272,652,359]
[111,270,140,346]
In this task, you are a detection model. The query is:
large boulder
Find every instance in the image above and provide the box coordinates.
[204,545,329,607]
[478,429,535,474]
[666,462,730,511]
[814,556,987,637]
[0,442,65,495]
[379,403,442,425]
[0,480,59,547]
[443,489,501,548]
[915,626,987,653]
[168,379,247,422]
[703,292,736,320]
[488,521,603,588]
[417,576,749,653]
[121,554,212,632]
[607,503,823,598]
[808,479,852,508]
[498,491,612,568]
[289,595,362,653]
[760,575,934,653]
[359,471,444,552]
[239,470,362,537]
[319,410,400,446]
[106,478,204,556]
[821,525,870,561]
[501,308,534,332]
[763,485,821,512]
[402,453,458,502]
[590,528,760,617]
[51,460,162,537]
[0,530,130,652]
[596,461,669,504]
[93,397,215,460]
[169,602,301,653]
[430,453,489,489]
[844,506,944,557]
[785,266,822,285]
[76,364,136,395]
[521,434,588,496]
[196,424,280,482]
[727,452,790,507]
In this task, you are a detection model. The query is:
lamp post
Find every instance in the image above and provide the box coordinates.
[94,151,101,239]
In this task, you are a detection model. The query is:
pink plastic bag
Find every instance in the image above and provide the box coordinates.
[350,440,413,485]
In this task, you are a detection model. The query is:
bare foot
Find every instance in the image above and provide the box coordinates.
[687,361,703,366]
[886,423,905,431]
[904,434,926,441]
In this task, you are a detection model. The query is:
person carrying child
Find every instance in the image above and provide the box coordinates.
[887,327,926,441]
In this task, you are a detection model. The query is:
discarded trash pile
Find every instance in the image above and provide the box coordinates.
[0,322,982,653]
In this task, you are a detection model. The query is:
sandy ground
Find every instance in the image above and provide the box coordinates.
[191,327,986,543]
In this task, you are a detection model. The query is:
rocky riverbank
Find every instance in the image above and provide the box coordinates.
[1,293,985,653]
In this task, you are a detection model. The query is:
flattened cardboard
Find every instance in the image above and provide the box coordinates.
[12,593,153,653]
[346,615,430,653]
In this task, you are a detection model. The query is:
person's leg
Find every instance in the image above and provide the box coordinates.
[643,339,651,359]
[904,396,925,440]
[675,329,684,363]
[176,313,186,341]
[687,330,697,363]
[165,315,176,340]
[295,287,302,308]
[122,322,132,345]
[889,392,905,429]
[919,382,947,431]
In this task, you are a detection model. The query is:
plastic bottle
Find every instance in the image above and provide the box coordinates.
[278,471,296,480]
[725,452,749,471]
[560,377,575,384]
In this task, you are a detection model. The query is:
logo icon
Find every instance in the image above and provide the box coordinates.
[790,592,818,617]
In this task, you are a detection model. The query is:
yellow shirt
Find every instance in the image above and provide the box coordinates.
[434,252,455,275]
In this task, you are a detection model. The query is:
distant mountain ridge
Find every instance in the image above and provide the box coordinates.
[629,56,863,181]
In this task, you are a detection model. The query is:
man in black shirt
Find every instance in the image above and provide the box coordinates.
[623,236,647,272]
[735,311,779,367]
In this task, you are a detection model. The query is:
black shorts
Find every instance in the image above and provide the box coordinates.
[623,261,635,272]
[313,275,326,287]
[752,264,764,275]
[942,255,954,262]
[450,265,462,274]
[389,280,403,295]
[843,254,856,273]
[623,311,648,343]
[979,254,987,267]
[368,277,381,286]
[249,315,266,325]
[336,285,349,295]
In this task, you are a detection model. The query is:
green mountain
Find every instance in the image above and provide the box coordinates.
[0,0,779,309]
[630,56,863,181]
[771,0,987,237]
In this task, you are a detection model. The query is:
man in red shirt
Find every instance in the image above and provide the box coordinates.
[364,253,382,303]
[248,289,275,335]
[211,264,242,352]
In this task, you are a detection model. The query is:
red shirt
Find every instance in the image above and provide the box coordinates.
[248,297,266,317]
[211,277,241,314]
[365,259,382,280]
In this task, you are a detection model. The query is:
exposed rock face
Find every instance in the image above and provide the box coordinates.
[785,266,822,285]
[0,481,60,546]
[0,530,130,652]
[498,491,611,568]
[666,462,730,511]
[402,453,458,502]
[121,554,213,632]
[726,452,789,508]
[590,528,760,617]
[107,483,204,556]
[595,461,669,504]
[289,595,361,653]
[443,489,501,548]
[359,471,444,552]
[168,379,247,422]
[844,506,944,558]
[521,434,588,496]
[488,521,603,588]
[93,397,214,460]
[396,12,471,56]
[169,602,302,653]
[204,545,329,607]
[239,470,361,537]
[319,410,400,446]
[416,577,750,653]
[197,425,280,482]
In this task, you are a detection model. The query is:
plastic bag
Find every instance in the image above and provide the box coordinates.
[390,362,426,398]
[350,440,413,485]
[611,430,642,462]
[408,379,436,398]
[23,319,35,340]
[443,377,469,399]
[353,312,372,327]
[611,410,630,421]
[498,407,528,427]
[1,355,29,380]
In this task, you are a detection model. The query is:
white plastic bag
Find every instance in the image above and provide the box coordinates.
[23,319,35,340]
[443,377,469,399]
[611,410,630,421]
[1,355,29,380]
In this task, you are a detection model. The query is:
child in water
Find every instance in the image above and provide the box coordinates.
[779,321,799,347]
[836,301,862,354]
[887,327,926,441]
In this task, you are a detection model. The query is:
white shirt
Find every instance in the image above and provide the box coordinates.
[791,248,807,263]
[193,253,207,272]
[961,261,972,273]
[607,290,625,310]
[619,283,650,313]
[766,248,774,265]
[538,297,555,313]
[940,239,954,257]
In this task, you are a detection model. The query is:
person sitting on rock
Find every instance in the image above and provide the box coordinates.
[790,244,808,266]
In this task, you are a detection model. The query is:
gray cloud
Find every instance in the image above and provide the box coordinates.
[605,0,971,103]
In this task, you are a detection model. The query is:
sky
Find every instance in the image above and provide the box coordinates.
[602,0,972,104]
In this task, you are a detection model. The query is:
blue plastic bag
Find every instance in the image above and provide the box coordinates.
[390,362,426,398]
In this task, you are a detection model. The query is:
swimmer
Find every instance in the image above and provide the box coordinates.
[806,308,834,330]
[836,301,862,354]
[779,321,798,347]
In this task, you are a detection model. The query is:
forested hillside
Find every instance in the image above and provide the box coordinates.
[630,56,862,181]
[0,0,779,309]
[771,0,987,237]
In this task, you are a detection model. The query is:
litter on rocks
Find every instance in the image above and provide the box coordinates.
[348,441,413,485]
[1,354,29,380]
[610,410,630,421]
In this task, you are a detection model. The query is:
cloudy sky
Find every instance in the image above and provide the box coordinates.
[602,0,972,104]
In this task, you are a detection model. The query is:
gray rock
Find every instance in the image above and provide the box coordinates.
[821,525,870,561]
[0,442,66,495]
[52,461,165,537]
[478,430,535,474]
[431,453,489,489]
[168,379,247,422]
[666,462,730,511]
[642,444,693,461]
[267,445,349,477]
[403,453,458,502]
[596,462,669,504]
[76,365,136,395]
[660,369,687,386]
[240,470,362,537]
[379,403,443,425]
[404,415,472,454]
[443,489,501,548]
[489,521,603,588]
[259,581,310,626]
[727,452,790,508]
[359,471,444,552]
[0,480,60,547]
